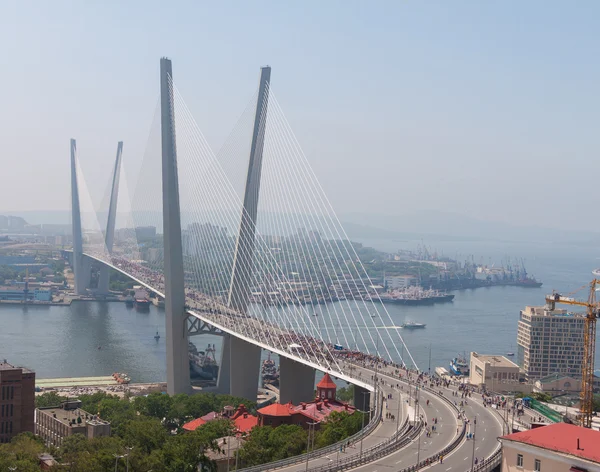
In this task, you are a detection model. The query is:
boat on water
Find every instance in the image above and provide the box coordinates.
[513,277,542,288]
[134,289,150,312]
[124,296,134,308]
[378,286,454,306]
[401,321,426,329]
[449,356,469,376]
[151,297,165,309]
[154,331,160,341]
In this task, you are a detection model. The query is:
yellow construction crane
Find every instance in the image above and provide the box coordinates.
[545,279,600,428]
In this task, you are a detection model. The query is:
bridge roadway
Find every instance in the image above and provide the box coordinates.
[81,252,375,391]
[81,252,540,471]
[346,363,504,472]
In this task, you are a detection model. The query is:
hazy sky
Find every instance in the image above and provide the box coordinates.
[1,1,599,230]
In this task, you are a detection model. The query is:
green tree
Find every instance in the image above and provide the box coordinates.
[119,416,169,455]
[0,433,45,472]
[238,425,307,466]
[35,391,67,408]
[336,385,354,403]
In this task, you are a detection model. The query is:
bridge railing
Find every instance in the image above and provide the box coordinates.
[237,389,388,472]
[308,418,420,472]
[470,447,502,472]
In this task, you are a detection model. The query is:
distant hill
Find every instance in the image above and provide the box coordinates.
[341,210,600,246]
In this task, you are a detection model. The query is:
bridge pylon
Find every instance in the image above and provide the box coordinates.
[217,67,271,398]
[160,57,191,395]
[70,139,91,295]
[98,141,123,295]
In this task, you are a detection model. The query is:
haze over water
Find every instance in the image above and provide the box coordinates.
[1,238,598,382]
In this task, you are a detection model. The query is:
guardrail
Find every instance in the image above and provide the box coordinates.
[312,377,469,472]
[237,389,388,472]
[470,446,502,472]
[240,365,476,472]
[309,419,420,472]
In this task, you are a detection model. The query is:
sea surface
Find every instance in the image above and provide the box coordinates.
[1,238,599,382]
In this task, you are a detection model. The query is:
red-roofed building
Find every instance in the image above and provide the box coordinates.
[499,423,600,472]
[182,404,258,434]
[257,377,356,430]
[182,417,206,432]
[317,373,337,400]
[231,404,258,433]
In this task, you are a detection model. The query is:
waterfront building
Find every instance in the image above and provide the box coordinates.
[533,373,581,395]
[0,361,35,443]
[384,275,418,290]
[516,305,585,381]
[36,399,111,447]
[257,373,356,429]
[468,352,530,393]
[0,287,52,301]
[499,423,600,472]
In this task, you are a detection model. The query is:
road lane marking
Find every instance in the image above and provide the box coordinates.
[464,456,468,461]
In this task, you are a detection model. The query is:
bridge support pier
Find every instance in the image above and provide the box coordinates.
[354,385,371,412]
[80,256,93,293]
[229,336,261,401]
[216,334,232,394]
[279,357,315,404]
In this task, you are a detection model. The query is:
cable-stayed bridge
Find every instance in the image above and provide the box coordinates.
[67,58,417,405]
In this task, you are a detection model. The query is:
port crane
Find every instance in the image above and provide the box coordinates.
[545,279,600,428]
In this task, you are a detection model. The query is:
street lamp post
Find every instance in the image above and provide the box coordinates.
[227,436,231,472]
[305,421,318,472]
[396,384,401,433]
[360,391,370,459]
[114,454,125,472]
[415,387,421,468]
[470,416,478,472]
[125,446,133,472]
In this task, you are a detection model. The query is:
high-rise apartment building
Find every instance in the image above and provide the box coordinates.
[517,305,585,380]
[0,361,35,443]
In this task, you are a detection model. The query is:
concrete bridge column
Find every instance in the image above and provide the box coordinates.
[229,336,261,402]
[216,334,232,394]
[354,385,371,412]
[279,357,315,404]
[75,255,93,295]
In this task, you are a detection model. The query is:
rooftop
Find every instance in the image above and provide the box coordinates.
[317,373,337,389]
[292,399,355,422]
[0,360,34,373]
[182,417,206,431]
[501,423,600,464]
[522,306,585,318]
[258,402,293,417]
[37,407,109,428]
[471,353,519,368]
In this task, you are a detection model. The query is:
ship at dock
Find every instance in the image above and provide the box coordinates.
[449,355,469,376]
[261,354,279,388]
[189,343,219,382]
[133,288,150,312]
[376,286,454,306]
